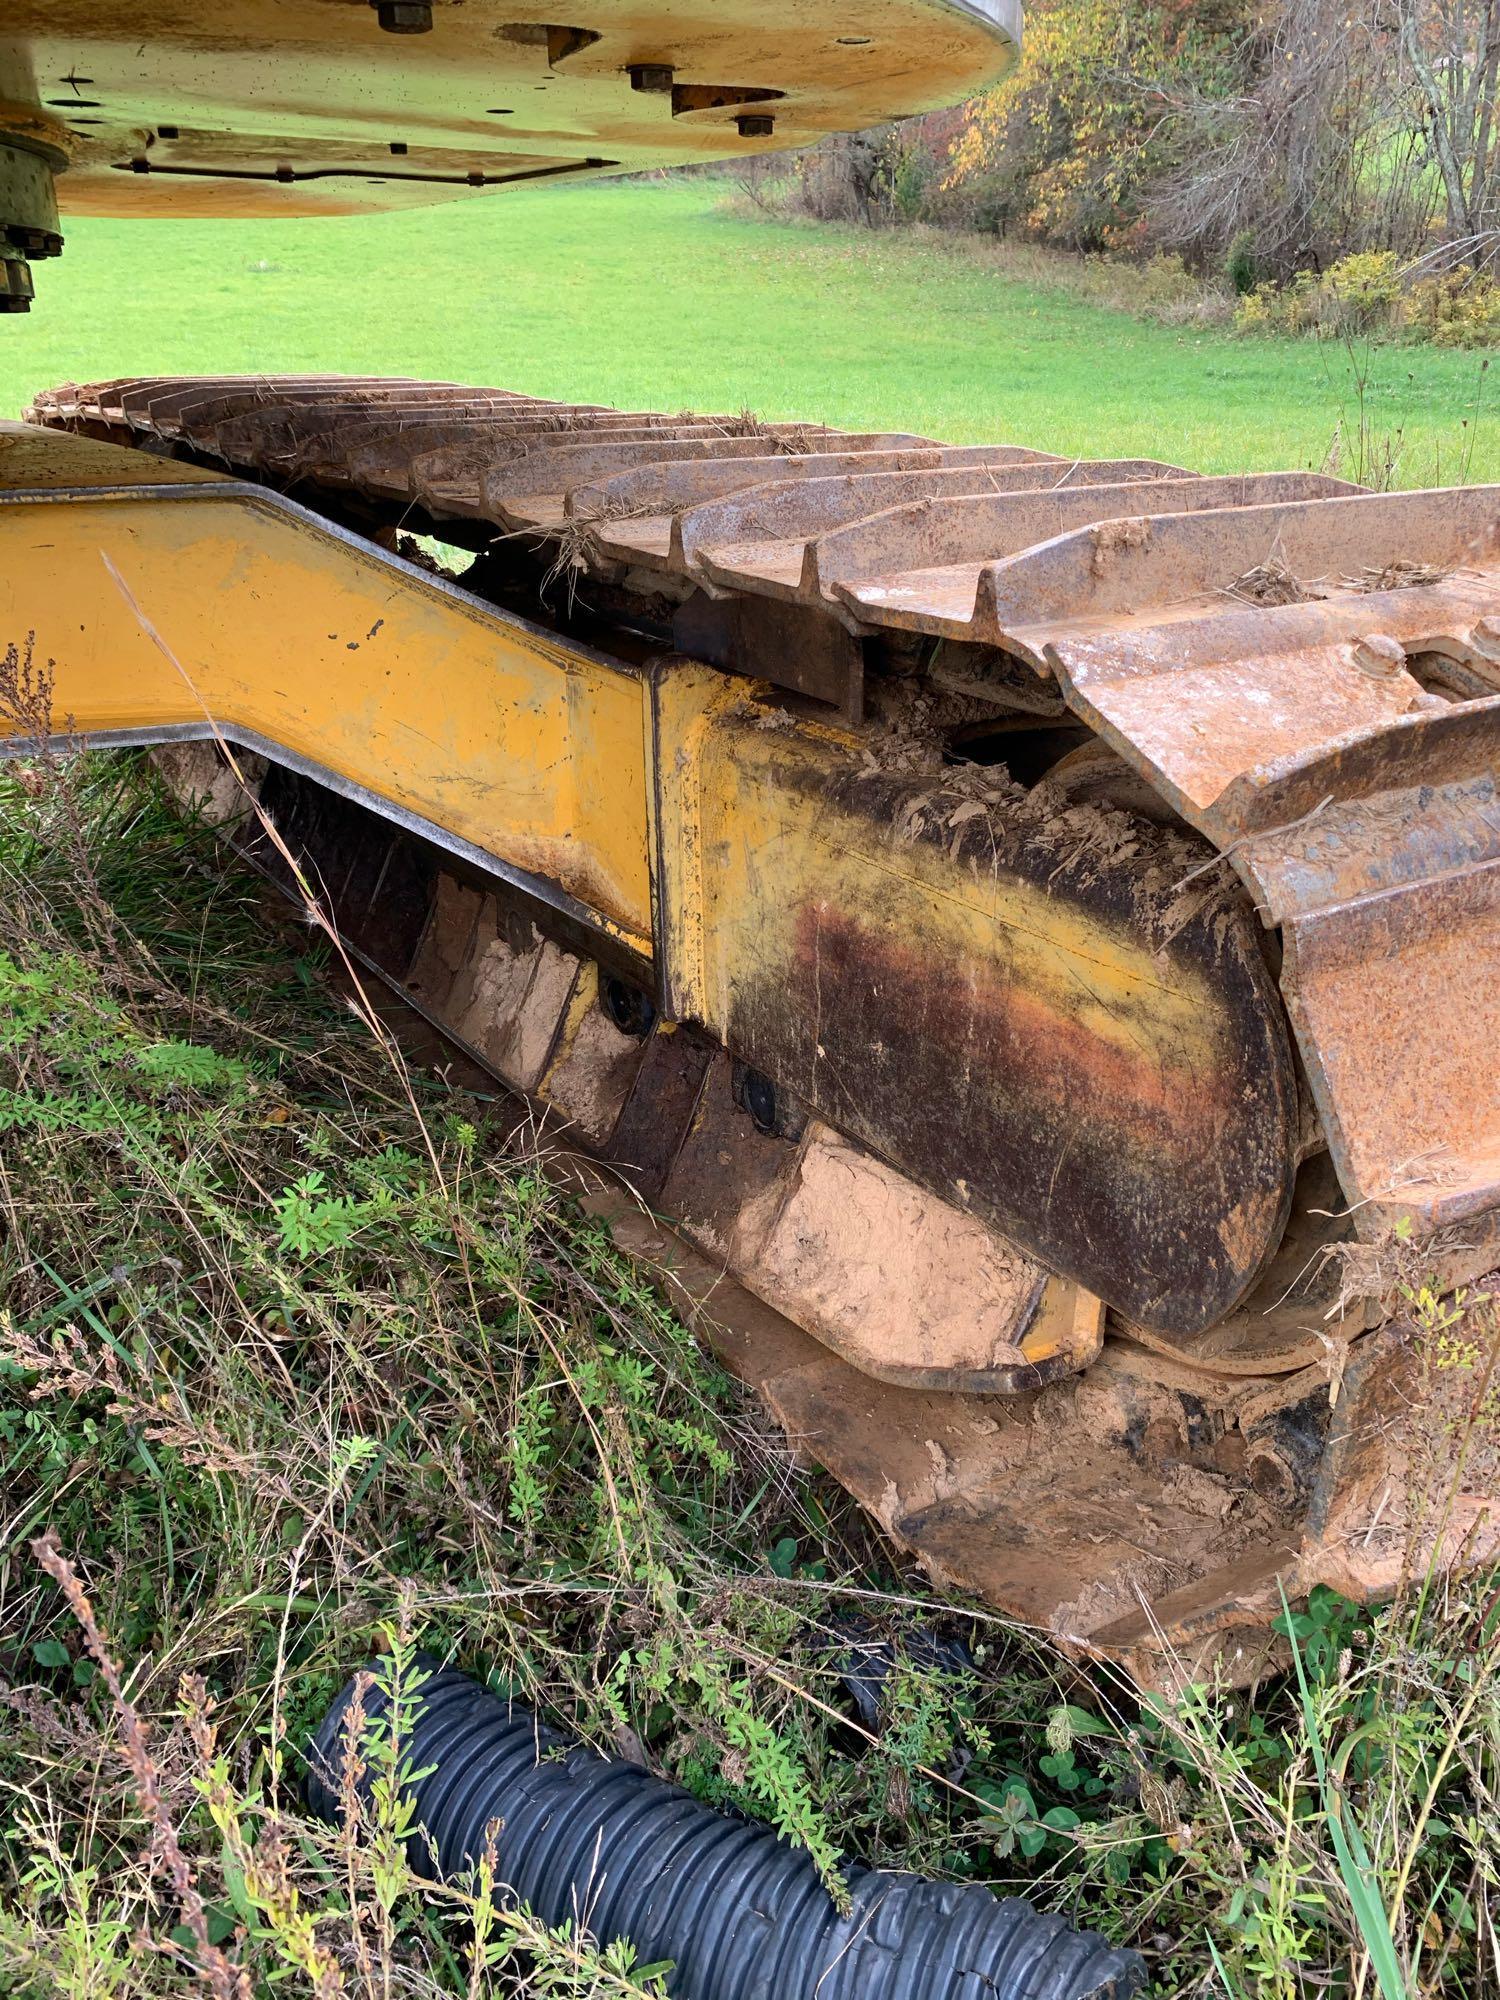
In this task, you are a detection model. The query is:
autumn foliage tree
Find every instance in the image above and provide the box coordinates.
[943,0,1252,252]
[943,0,1500,280]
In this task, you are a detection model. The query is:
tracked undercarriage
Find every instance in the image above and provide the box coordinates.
[4,375,1498,1686]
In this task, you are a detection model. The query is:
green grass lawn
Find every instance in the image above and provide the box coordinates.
[4,176,1494,485]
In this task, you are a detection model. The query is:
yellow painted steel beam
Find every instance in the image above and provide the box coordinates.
[0,423,653,956]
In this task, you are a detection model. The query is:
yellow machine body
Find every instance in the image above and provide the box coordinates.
[0,0,1015,307]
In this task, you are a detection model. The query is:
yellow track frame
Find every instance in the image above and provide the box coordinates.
[0,420,1296,1343]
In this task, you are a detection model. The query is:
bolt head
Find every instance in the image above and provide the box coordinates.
[628,63,675,93]
[372,0,433,31]
[5,224,63,259]
[1,258,35,307]
[736,114,775,138]
[1246,1445,1301,1511]
[1349,633,1406,681]
[741,1067,780,1134]
[601,976,656,1040]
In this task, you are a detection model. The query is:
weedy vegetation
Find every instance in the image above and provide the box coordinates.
[0,718,1497,1996]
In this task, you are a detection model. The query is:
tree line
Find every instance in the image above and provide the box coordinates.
[750,0,1499,337]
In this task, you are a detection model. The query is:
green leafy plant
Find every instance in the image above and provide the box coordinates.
[2,746,1497,1999]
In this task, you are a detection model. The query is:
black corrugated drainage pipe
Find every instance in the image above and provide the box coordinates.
[306,1664,1146,2000]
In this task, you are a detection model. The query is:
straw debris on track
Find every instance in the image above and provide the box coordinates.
[1224,555,1317,606]
[1224,552,1460,605]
